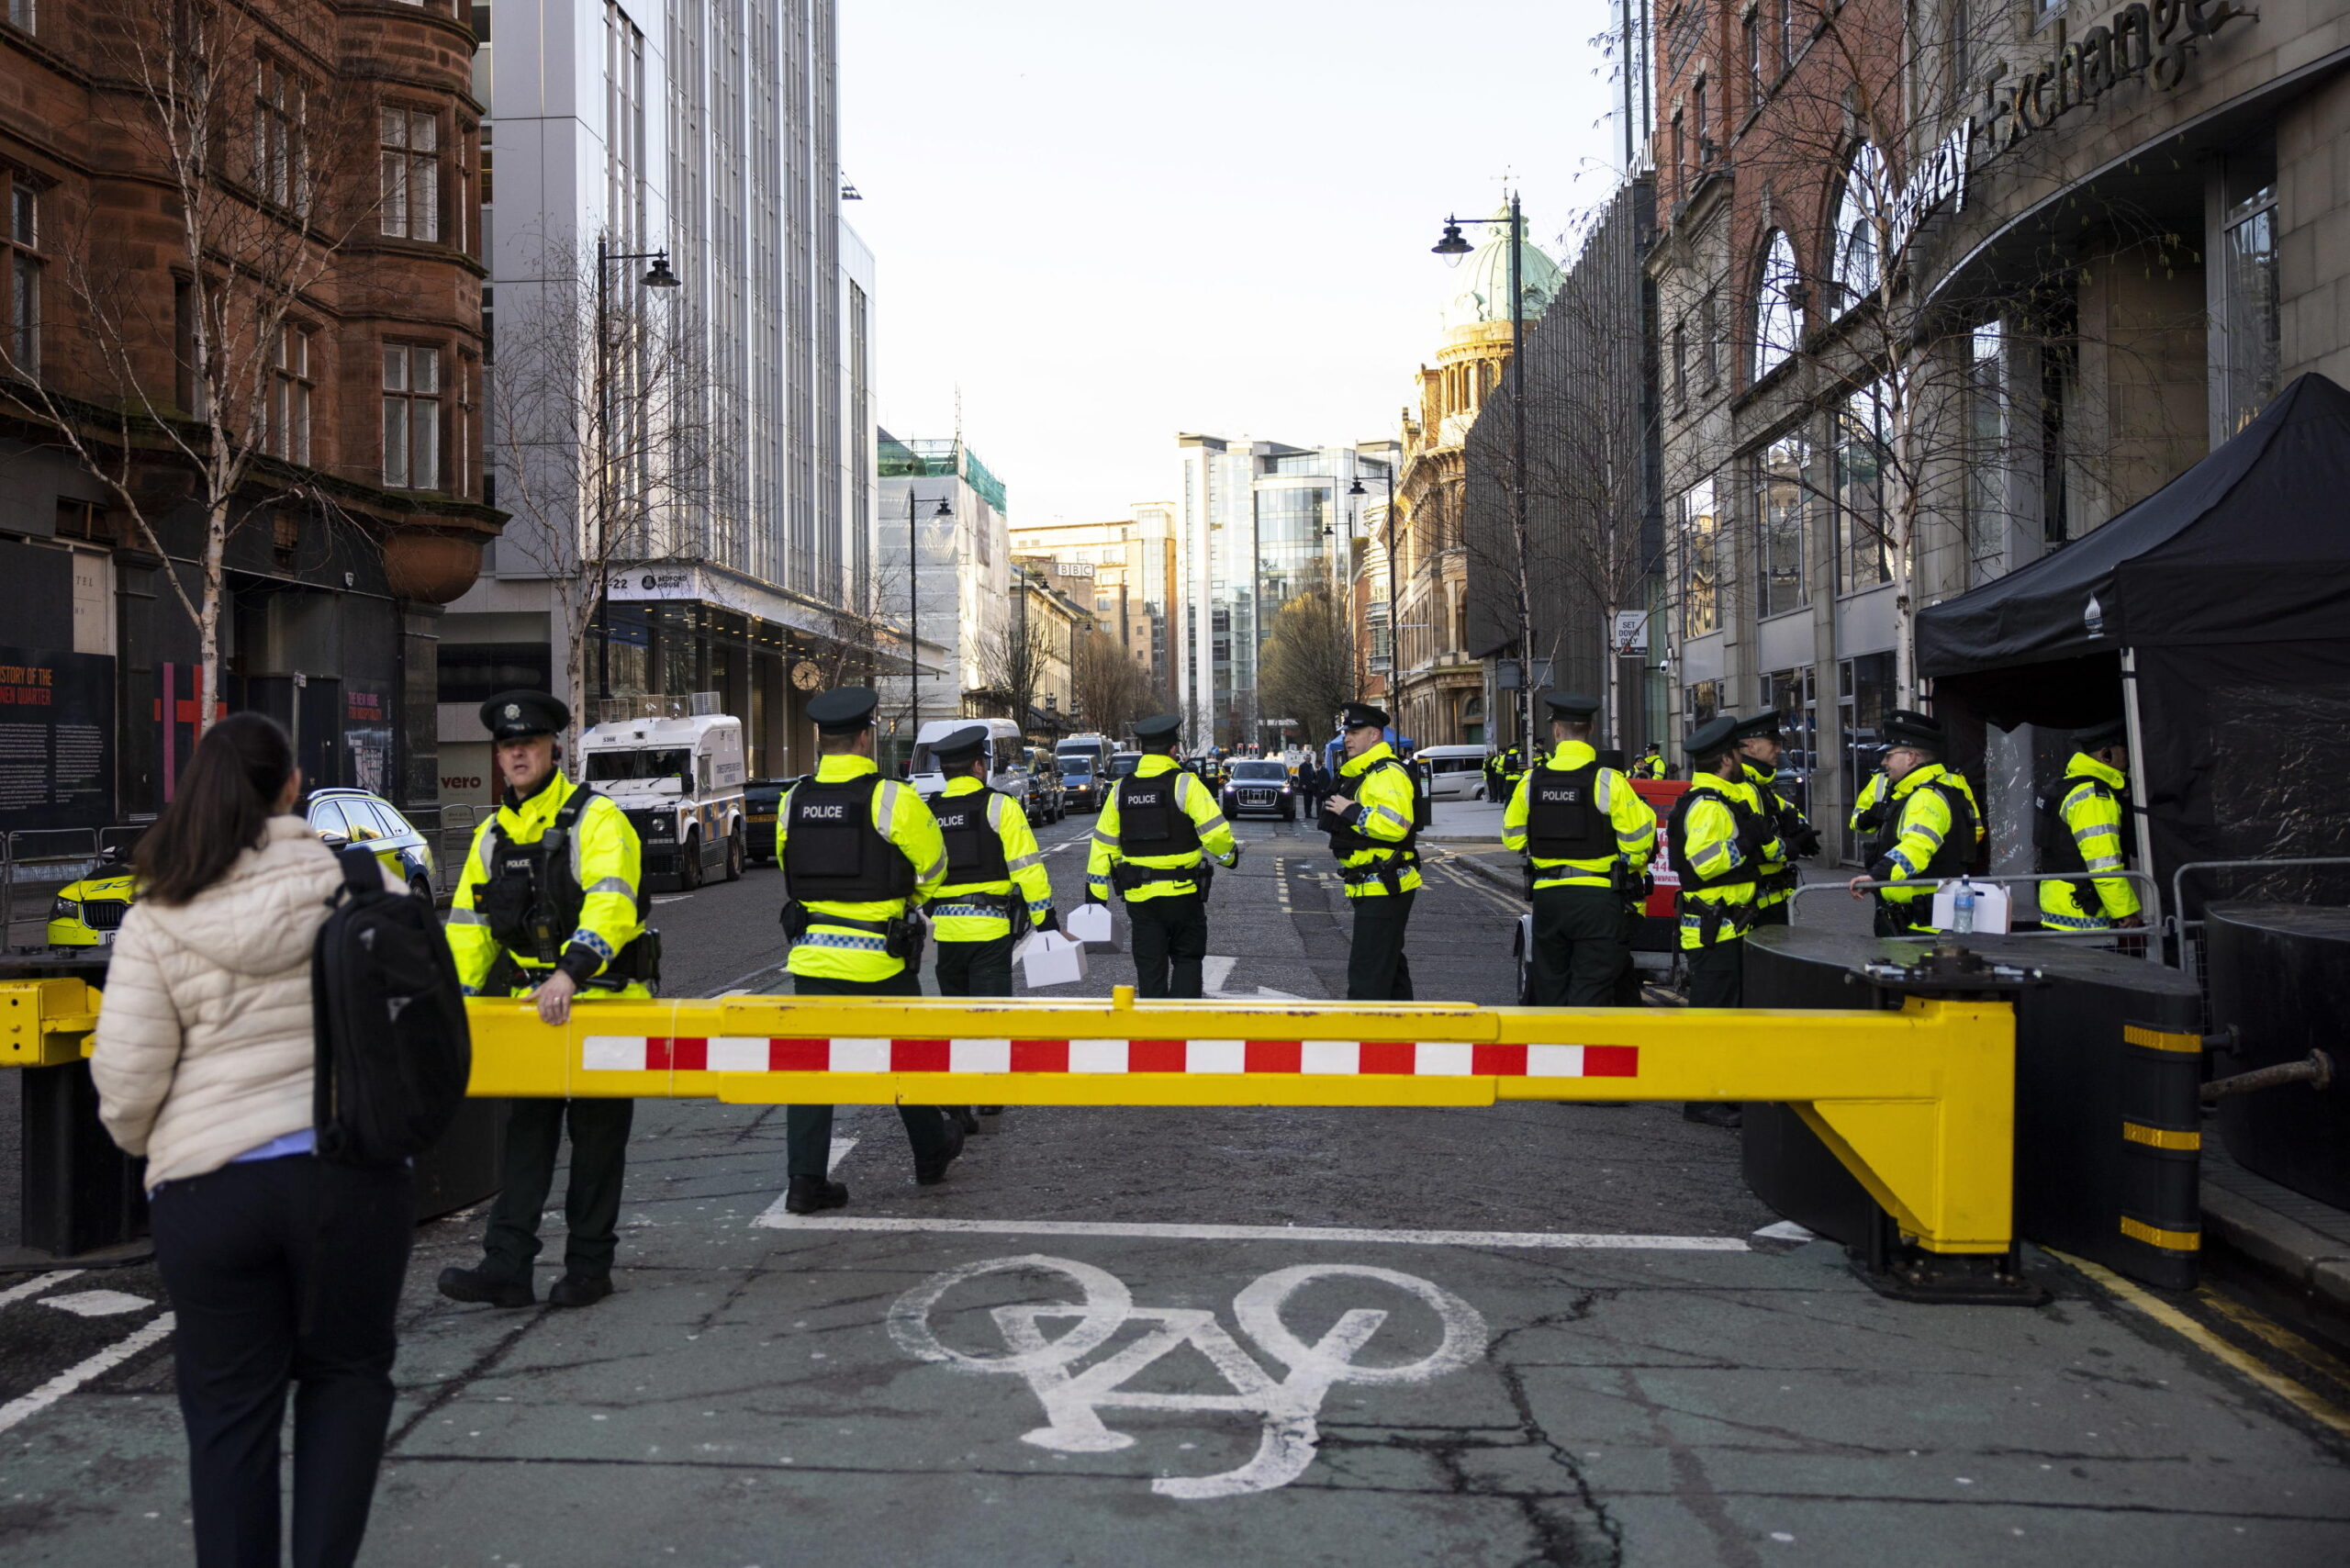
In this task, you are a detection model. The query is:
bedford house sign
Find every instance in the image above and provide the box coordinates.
[608,567,697,601]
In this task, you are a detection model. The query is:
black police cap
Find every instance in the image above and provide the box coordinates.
[807,687,879,734]
[481,689,569,741]
[1732,711,1785,744]
[1133,713,1183,746]
[2076,717,2128,752]
[1882,708,1944,750]
[1684,714,1740,764]
[1544,692,1601,721]
[934,724,990,767]
[1340,701,1389,731]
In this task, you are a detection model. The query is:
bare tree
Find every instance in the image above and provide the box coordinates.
[491,236,711,740]
[978,596,1054,730]
[1255,588,1355,745]
[0,0,381,734]
[1069,627,1151,738]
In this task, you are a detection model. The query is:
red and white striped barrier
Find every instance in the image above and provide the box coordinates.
[581,1036,1639,1079]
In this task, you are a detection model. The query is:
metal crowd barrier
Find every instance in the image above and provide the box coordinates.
[2,830,102,952]
[1788,871,2166,965]
[2166,857,2350,1005]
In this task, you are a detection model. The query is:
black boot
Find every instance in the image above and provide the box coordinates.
[784,1174,849,1214]
[437,1264,535,1309]
[951,1106,980,1133]
[548,1274,614,1309]
[916,1114,967,1185]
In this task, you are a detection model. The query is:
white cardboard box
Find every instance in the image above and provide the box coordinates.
[1063,902,1115,946]
[1928,879,2012,935]
[1018,930,1089,989]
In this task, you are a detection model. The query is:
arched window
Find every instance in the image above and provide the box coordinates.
[1752,230,1802,382]
[1832,143,1883,318]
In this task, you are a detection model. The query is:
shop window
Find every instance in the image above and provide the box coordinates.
[1755,434,1807,617]
[1838,652,1894,861]
[1684,680,1720,725]
[1760,666,1816,817]
[1678,476,1719,637]
[2219,139,2279,436]
[379,106,441,241]
[1751,230,1802,382]
[383,343,442,490]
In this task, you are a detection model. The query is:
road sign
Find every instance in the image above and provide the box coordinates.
[1614,610,1651,655]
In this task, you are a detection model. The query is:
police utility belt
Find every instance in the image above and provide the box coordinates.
[475,789,659,991]
[1337,849,1418,894]
[1111,858,1212,897]
[778,900,927,963]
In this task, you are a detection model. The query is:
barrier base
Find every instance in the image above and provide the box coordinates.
[1849,1222,2049,1306]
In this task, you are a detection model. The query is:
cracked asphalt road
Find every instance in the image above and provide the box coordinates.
[4,811,2348,1565]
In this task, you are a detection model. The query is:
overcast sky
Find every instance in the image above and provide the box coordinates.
[840,0,1626,527]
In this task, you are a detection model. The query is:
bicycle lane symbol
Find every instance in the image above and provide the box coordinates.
[887,1255,1490,1500]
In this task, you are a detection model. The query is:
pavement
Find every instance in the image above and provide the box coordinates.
[4,809,2350,1564]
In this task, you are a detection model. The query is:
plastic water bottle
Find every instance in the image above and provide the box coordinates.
[1953,882,1975,935]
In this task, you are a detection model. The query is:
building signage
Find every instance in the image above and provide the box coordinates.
[607,566,698,601]
[1612,610,1651,655]
[0,644,116,833]
[1888,120,1973,263]
[1977,0,2250,155]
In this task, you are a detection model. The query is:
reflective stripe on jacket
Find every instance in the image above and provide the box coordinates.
[1332,742,1421,899]
[1868,764,1967,924]
[930,776,1054,943]
[1676,777,1774,950]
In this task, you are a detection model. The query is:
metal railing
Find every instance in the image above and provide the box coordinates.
[3,829,105,952]
[2165,857,2350,1007]
[1788,870,2167,965]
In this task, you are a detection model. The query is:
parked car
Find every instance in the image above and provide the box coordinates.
[1418,744,1494,801]
[1021,747,1067,823]
[1219,757,1297,822]
[46,789,438,952]
[743,777,799,862]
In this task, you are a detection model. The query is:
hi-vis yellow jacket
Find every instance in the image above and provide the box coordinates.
[2042,752,2140,928]
[446,772,647,998]
[1086,754,1237,903]
[776,755,947,983]
[1502,743,1656,891]
[1330,742,1422,899]
[929,776,1054,943]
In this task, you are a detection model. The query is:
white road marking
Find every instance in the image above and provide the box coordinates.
[0,1270,83,1310]
[1201,956,1237,992]
[1752,1219,1818,1243]
[39,1290,154,1319]
[889,1255,1488,1499]
[0,1313,176,1437]
[749,1137,860,1226]
[754,1214,1747,1250]
[652,894,694,905]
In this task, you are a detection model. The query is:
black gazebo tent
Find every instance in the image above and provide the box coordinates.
[1917,373,2350,916]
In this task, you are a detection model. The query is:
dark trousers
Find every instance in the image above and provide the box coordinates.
[1685,939,1745,1008]
[788,969,949,1177]
[1529,884,1629,1006]
[1127,891,1209,999]
[1751,902,1790,928]
[1873,901,1933,937]
[1346,890,1416,1001]
[934,934,1015,996]
[483,1096,634,1281]
[150,1157,412,1568]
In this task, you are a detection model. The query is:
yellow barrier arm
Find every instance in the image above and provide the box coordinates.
[463,987,2017,1257]
[0,978,102,1068]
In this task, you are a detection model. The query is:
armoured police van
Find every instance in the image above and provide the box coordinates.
[579,700,748,889]
[908,717,1029,801]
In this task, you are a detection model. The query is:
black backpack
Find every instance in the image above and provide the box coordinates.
[312,846,472,1165]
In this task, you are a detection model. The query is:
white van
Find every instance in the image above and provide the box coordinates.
[579,701,748,887]
[1419,744,1494,801]
[909,717,1031,800]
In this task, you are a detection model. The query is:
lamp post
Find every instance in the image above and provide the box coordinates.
[1431,195,1534,756]
[906,487,953,747]
[591,238,681,705]
[1346,462,1399,709]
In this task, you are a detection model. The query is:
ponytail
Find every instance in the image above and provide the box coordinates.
[134,713,297,905]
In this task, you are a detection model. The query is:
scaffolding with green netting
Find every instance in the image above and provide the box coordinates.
[877,431,1009,514]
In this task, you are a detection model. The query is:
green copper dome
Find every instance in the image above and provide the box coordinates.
[1440,205,1561,333]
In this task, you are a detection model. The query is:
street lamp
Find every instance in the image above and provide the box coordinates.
[1428,194,1535,755]
[907,488,953,746]
[592,238,682,703]
[1347,465,1400,708]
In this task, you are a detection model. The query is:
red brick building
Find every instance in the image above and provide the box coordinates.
[0,0,497,828]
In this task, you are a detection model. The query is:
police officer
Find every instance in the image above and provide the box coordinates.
[1087,713,1238,999]
[2039,717,2143,934]
[439,690,652,1310]
[1732,712,1823,927]
[1321,701,1421,1000]
[1671,714,1782,1126]
[1849,747,1891,840]
[1629,743,1666,781]
[1501,693,1658,1005]
[775,688,957,1214]
[927,724,1058,992]
[1843,709,1976,936]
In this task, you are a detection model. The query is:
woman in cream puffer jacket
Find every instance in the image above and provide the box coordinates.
[92,713,411,1568]
[95,813,398,1184]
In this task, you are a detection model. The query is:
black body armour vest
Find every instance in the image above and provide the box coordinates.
[933,789,1012,884]
[1117,772,1202,857]
[1525,762,1616,860]
[783,776,914,903]
[1325,757,1427,856]
[1666,783,1765,890]
[2034,775,2111,908]
[476,786,606,964]
[1870,777,1976,880]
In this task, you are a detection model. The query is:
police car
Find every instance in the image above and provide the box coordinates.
[579,701,748,889]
